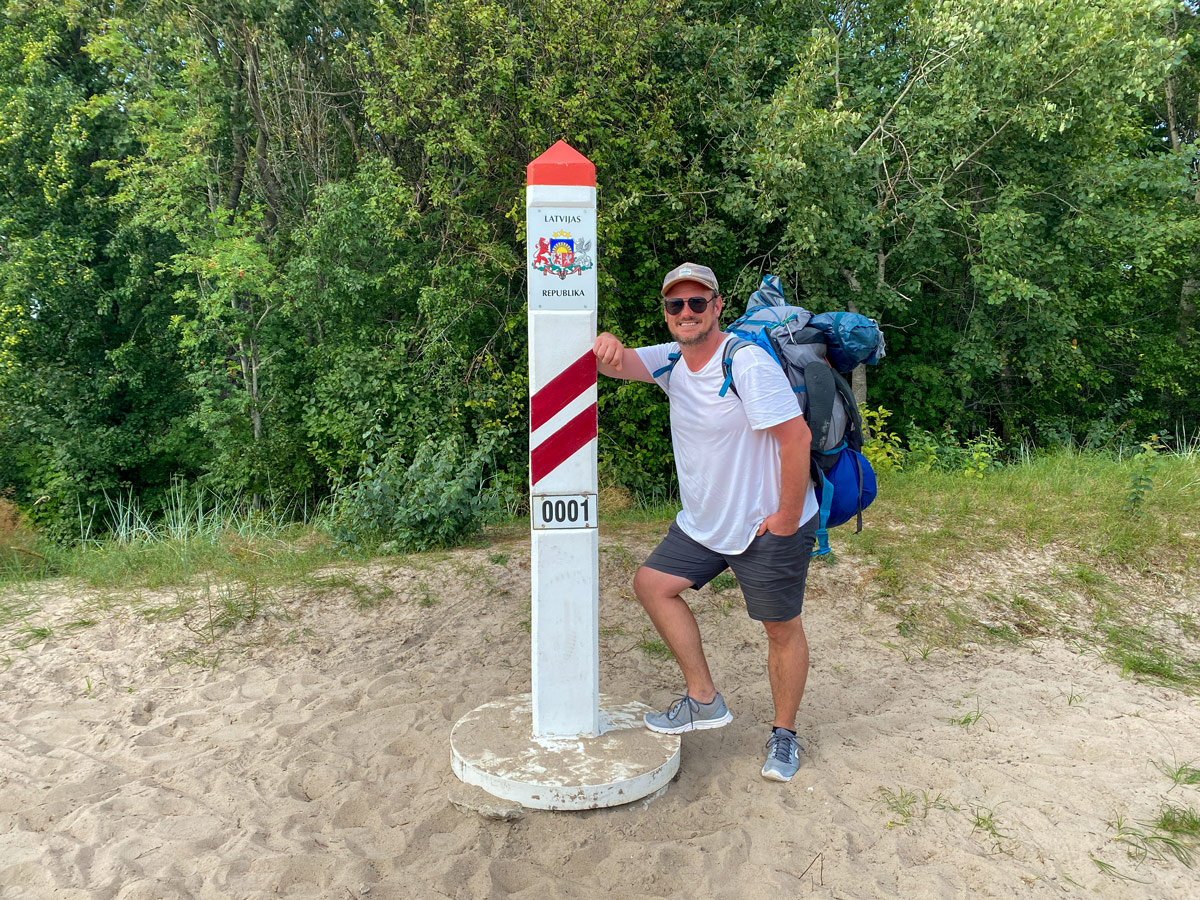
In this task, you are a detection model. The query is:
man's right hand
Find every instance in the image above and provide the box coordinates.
[594,332,626,373]
[593,333,654,382]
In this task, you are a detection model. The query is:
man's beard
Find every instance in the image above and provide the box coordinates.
[671,318,715,346]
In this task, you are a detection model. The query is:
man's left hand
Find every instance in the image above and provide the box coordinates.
[756,512,799,537]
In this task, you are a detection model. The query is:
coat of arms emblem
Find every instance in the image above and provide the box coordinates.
[532,230,593,280]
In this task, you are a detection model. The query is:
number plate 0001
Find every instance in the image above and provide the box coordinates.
[531,493,598,530]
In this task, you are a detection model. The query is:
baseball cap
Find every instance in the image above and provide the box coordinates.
[661,262,719,295]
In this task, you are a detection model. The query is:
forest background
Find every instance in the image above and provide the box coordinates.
[2,0,1199,548]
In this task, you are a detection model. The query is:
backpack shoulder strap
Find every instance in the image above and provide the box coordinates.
[718,332,784,398]
[651,352,681,386]
[718,336,753,397]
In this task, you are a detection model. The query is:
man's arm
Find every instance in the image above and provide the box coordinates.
[757,414,812,537]
[593,332,654,382]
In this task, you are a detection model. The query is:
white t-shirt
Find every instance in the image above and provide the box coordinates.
[637,335,820,555]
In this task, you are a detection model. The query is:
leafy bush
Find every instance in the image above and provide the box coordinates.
[904,423,1003,477]
[330,429,504,552]
[860,406,905,472]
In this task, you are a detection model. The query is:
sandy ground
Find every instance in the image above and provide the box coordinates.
[2,528,1199,899]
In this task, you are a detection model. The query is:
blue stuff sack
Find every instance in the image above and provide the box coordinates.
[809,312,886,372]
[811,448,877,556]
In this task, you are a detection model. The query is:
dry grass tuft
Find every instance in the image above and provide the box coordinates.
[0,498,42,566]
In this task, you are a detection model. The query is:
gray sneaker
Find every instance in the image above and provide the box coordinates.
[644,692,733,734]
[761,728,802,782]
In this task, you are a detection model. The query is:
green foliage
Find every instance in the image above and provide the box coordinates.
[860,406,905,472]
[331,429,503,552]
[904,423,1004,477]
[3,0,1200,549]
[1125,435,1166,514]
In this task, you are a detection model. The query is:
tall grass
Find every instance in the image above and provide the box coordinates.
[1,482,339,590]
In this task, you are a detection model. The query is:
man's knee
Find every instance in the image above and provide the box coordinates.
[763,615,807,645]
[633,566,689,609]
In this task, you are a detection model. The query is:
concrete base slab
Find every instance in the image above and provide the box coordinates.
[450,694,680,810]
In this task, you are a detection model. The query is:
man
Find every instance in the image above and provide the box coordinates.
[593,262,819,782]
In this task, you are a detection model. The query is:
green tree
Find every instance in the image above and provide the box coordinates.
[0,1,199,533]
[746,0,1190,442]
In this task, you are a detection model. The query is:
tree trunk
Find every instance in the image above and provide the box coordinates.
[839,265,870,433]
[1181,276,1198,348]
[1183,85,1200,348]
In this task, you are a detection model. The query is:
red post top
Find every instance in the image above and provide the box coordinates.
[527,140,595,187]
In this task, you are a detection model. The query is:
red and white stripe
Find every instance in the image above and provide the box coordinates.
[529,349,597,488]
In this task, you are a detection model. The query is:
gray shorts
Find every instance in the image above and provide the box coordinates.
[643,516,818,622]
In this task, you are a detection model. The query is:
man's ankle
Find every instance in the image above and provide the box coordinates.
[690,690,718,705]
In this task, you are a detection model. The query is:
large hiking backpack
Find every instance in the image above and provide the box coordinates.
[653,275,885,556]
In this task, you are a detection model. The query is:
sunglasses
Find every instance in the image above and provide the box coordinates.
[662,294,716,315]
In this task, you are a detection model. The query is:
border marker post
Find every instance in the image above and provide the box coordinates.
[526,140,600,738]
[449,141,680,810]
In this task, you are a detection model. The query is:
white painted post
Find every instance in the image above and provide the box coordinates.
[526,141,600,739]
[448,143,679,807]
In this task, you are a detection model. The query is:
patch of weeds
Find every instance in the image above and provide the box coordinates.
[487,552,509,566]
[415,583,440,608]
[875,787,955,828]
[1093,597,1122,629]
[877,786,918,826]
[1009,594,1051,634]
[164,647,221,672]
[1089,854,1147,883]
[1117,646,1178,680]
[1173,611,1200,641]
[1110,811,1197,868]
[311,574,394,610]
[708,595,739,617]
[599,624,626,638]
[1102,624,1199,690]
[981,623,1021,644]
[12,622,52,649]
[1066,563,1115,602]
[62,618,97,633]
[947,695,994,731]
[137,597,195,623]
[0,595,39,629]
[1124,436,1165,516]
[353,582,394,610]
[943,604,975,639]
[1062,688,1086,707]
[873,548,906,597]
[638,629,673,660]
[181,580,270,651]
[709,572,737,593]
[1155,802,1200,839]
[895,606,919,638]
[1154,759,1200,788]
[969,804,1014,854]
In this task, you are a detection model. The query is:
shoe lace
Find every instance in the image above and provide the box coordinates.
[766,731,797,763]
[667,693,699,723]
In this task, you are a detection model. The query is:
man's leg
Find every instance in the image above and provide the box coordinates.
[762,614,809,730]
[633,566,718,703]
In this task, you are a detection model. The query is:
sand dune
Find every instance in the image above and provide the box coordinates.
[2,532,1198,899]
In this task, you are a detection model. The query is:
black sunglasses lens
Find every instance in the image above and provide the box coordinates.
[663,296,712,315]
